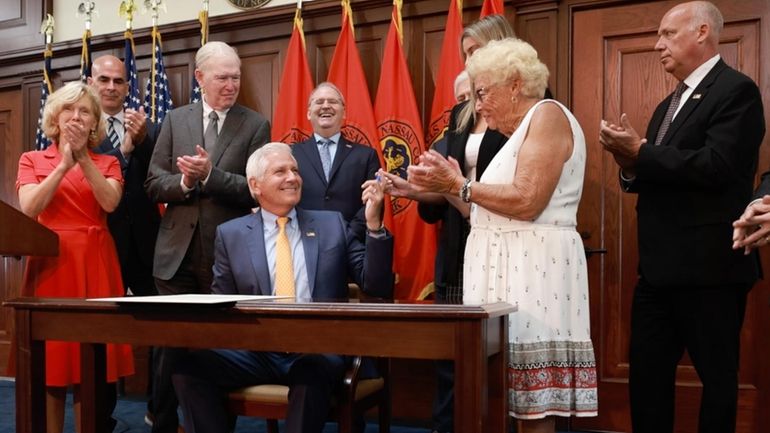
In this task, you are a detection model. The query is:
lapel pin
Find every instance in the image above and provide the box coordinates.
[345,144,352,148]
[692,94,702,99]
[305,231,316,237]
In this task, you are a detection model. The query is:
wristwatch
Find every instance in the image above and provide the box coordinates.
[367,225,387,237]
[460,178,472,203]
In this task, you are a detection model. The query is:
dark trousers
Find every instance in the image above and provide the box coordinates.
[172,349,346,433]
[629,278,749,433]
[151,231,213,433]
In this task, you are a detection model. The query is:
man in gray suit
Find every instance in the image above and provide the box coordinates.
[144,40,270,433]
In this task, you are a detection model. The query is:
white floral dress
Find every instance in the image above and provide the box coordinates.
[463,100,598,419]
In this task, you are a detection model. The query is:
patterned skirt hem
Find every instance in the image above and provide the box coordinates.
[510,409,598,420]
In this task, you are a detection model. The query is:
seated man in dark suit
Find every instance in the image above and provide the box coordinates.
[293,82,380,241]
[171,142,394,433]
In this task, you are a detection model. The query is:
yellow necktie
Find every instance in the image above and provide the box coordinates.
[274,217,296,297]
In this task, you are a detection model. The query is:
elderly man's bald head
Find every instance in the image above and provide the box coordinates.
[89,55,128,115]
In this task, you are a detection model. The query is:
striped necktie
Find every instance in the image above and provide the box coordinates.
[274,216,296,298]
[107,117,121,149]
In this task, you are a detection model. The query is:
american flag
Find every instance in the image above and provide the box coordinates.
[35,49,54,150]
[190,75,201,104]
[144,27,174,124]
[190,7,208,104]
[79,29,92,82]
[123,30,142,110]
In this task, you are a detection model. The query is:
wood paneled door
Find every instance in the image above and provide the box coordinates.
[571,1,770,432]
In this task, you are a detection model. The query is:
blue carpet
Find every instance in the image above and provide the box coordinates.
[0,378,428,433]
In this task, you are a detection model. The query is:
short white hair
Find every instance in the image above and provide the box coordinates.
[196,41,241,72]
[466,38,549,99]
[246,142,295,180]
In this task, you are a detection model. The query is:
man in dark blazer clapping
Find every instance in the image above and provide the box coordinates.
[599,2,765,433]
[292,82,380,241]
[144,41,271,433]
[171,142,393,433]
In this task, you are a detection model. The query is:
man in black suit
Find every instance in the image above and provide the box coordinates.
[90,54,160,297]
[292,82,380,241]
[599,2,765,433]
[171,142,393,433]
[89,54,161,431]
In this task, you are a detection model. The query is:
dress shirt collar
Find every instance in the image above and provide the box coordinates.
[202,96,231,123]
[260,207,299,232]
[313,132,341,146]
[682,54,720,92]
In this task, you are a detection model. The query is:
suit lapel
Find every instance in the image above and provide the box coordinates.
[297,139,328,185]
[660,59,726,147]
[187,103,204,155]
[211,104,245,166]
[246,212,272,295]
[329,137,353,182]
[297,209,319,296]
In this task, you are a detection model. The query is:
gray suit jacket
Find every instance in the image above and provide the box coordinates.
[145,102,270,281]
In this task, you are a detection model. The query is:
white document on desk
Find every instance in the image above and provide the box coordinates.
[86,294,289,305]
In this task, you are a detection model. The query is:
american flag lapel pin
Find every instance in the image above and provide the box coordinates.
[306,230,316,237]
[692,94,702,99]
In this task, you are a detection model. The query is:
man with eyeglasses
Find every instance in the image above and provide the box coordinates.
[291,82,380,241]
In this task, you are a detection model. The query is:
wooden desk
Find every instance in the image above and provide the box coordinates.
[7,298,514,433]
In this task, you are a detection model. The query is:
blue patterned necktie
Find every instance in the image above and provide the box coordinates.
[318,139,332,181]
[107,117,121,149]
[654,81,688,146]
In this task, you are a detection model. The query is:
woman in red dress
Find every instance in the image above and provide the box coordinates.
[16,82,134,433]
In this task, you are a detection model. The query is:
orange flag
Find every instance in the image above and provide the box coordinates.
[327,0,386,170]
[375,0,437,300]
[480,0,504,17]
[272,6,315,143]
[426,0,464,147]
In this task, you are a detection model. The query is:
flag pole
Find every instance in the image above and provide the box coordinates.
[77,2,95,81]
[35,14,55,150]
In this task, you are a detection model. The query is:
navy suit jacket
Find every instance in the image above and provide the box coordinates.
[293,136,380,241]
[95,118,161,292]
[211,208,393,300]
[626,59,765,287]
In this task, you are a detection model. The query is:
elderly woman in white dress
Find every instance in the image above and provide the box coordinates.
[408,38,598,433]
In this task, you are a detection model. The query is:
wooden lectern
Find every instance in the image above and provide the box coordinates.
[0,199,58,257]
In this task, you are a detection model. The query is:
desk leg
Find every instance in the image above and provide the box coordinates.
[487,316,509,433]
[15,309,45,433]
[80,343,107,433]
[455,321,486,433]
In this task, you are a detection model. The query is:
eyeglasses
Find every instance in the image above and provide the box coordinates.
[475,85,495,103]
[311,98,343,106]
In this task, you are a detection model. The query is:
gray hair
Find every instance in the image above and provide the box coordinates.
[308,81,346,107]
[43,81,104,148]
[246,142,295,180]
[195,41,241,72]
[454,70,469,98]
[466,38,549,99]
[690,1,723,40]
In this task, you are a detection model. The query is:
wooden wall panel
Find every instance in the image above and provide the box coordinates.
[0,0,51,55]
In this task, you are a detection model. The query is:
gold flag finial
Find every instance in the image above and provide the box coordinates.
[76,2,96,31]
[119,0,138,30]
